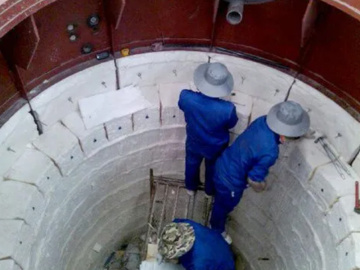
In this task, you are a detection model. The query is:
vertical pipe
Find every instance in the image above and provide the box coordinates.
[142,181,159,260]
[158,185,169,236]
[172,186,180,220]
[355,181,359,209]
[226,0,244,25]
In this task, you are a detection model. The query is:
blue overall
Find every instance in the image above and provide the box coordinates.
[178,90,238,195]
[174,219,235,270]
[210,116,280,232]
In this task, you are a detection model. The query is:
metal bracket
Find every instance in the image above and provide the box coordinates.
[29,108,43,135]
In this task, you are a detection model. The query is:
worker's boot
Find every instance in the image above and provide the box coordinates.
[186,189,195,196]
[221,232,232,245]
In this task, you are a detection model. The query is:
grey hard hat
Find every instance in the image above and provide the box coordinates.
[193,62,234,98]
[266,101,310,137]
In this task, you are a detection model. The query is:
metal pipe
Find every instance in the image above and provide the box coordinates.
[172,186,180,220]
[227,0,244,25]
[355,181,360,213]
[158,185,169,236]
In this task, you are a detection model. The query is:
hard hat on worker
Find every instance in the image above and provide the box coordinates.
[158,222,195,259]
[193,62,234,98]
[266,101,310,137]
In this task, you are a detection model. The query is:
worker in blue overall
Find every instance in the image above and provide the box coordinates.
[210,101,310,243]
[178,62,238,197]
[158,219,235,270]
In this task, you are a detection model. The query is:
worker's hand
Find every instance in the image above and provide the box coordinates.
[247,178,266,193]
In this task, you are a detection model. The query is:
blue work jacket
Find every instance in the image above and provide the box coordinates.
[215,116,280,190]
[175,219,235,270]
[178,90,238,153]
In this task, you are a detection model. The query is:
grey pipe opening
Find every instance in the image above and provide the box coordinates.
[227,0,244,25]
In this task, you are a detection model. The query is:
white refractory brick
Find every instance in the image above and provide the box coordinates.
[159,83,189,126]
[79,85,152,129]
[30,61,116,131]
[0,104,38,177]
[105,114,133,141]
[32,123,84,176]
[208,53,292,103]
[0,220,23,259]
[326,195,360,244]
[336,233,359,270]
[13,223,33,270]
[352,152,360,177]
[309,162,357,211]
[133,85,161,132]
[285,137,331,183]
[119,61,203,88]
[117,51,207,88]
[24,186,46,229]
[289,79,360,162]
[0,181,37,220]
[0,260,16,270]
[249,97,273,123]
[229,90,252,134]
[4,148,57,194]
[354,233,360,268]
[61,111,108,157]
[118,51,208,68]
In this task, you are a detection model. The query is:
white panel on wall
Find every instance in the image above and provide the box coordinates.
[79,85,151,129]
[30,61,117,132]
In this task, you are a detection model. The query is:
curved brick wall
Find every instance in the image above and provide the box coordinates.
[0,52,360,270]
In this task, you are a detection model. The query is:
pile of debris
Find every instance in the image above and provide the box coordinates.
[103,237,143,270]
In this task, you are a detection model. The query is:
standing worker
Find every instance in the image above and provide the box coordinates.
[210,101,310,243]
[178,62,238,197]
[158,219,235,270]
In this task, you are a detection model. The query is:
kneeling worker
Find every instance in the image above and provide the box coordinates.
[158,219,235,270]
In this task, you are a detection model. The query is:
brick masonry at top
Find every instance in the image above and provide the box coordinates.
[0,51,359,270]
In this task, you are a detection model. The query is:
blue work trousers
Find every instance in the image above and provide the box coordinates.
[210,175,245,233]
[185,140,226,196]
